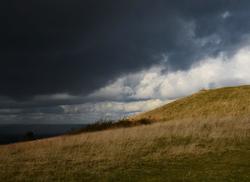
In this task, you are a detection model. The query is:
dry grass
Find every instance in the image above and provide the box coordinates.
[1,85,250,181]
[131,85,250,122]
[0,116,249,181]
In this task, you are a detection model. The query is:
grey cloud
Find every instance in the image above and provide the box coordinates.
[1,0,250,123]
[1,0,250,101]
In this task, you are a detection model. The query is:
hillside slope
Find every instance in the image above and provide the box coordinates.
[0,85,250,181]
[132,85,250,121]
[1,117,249,181]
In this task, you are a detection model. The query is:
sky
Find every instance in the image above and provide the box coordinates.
[1,0,250,124]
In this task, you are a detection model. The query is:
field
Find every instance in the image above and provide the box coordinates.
[0,116,250,181]
[0,86,250,181]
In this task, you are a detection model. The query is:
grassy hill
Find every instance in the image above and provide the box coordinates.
[131,85,250,122]
[0,85,250,181]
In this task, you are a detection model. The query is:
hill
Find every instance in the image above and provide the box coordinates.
[0,85,250,181]
[131,85,250,122]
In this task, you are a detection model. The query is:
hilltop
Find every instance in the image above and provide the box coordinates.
[131,85,250,122]
[0,85,250,181]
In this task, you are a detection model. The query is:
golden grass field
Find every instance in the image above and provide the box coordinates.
[0,86,250,181]
[132,85,250,122]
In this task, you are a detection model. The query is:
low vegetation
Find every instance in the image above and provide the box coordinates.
[131,85,250,122]
[70,118,153,134]
[0,85,250,181]
[1,116,249,181]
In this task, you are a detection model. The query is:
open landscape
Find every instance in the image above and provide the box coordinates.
[1,86,250,181]
[2,2,250,181]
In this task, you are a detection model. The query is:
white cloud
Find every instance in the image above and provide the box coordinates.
[88,77,135,100]
[61,99,168,122]
[92,46,250,101]
[57,45,249,122]
[11,45,250,124]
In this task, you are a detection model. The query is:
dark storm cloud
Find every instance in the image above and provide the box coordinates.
[1,0,250,101]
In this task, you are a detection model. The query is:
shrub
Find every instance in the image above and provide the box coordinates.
[24,131,35,141]
[69,118,154,134]
[137,118,154,125]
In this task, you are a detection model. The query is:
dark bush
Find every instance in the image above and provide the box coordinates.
[115,119,134,127]
[137,118,154,125]
[69,117,154,135]
[84,121,114,131]
[24,131,35,140]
